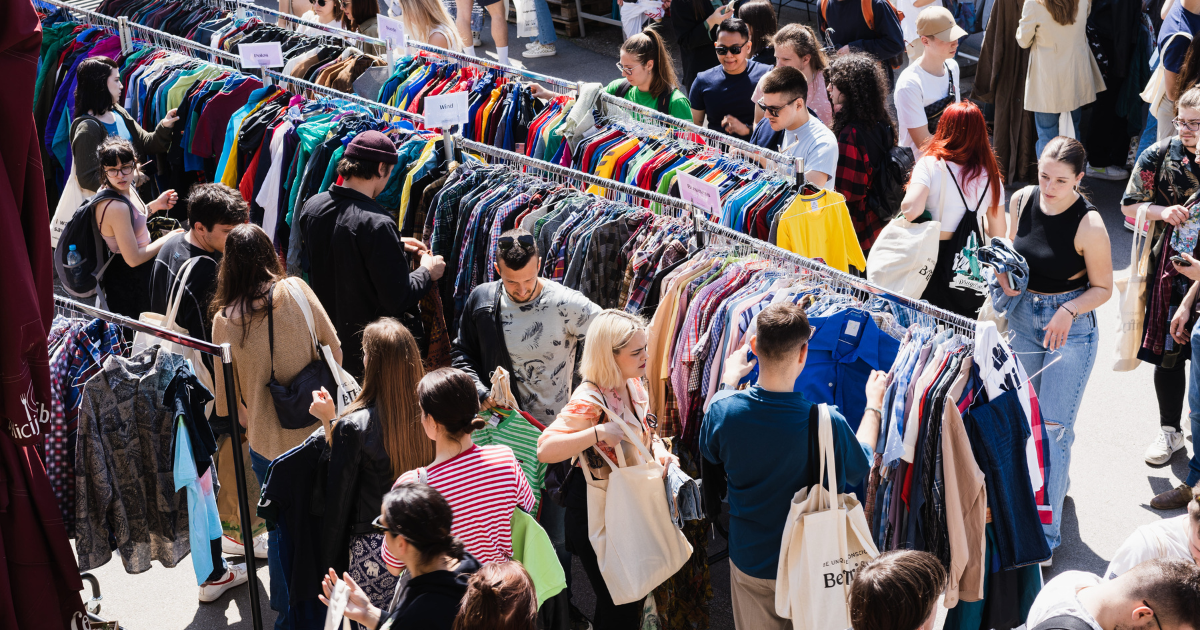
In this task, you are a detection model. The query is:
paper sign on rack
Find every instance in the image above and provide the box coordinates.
[678,172,721,219]
[377,14,407,49]
[424,91,470,128]
[239,42,284,68]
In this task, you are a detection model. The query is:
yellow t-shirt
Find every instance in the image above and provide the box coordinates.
[775,189,867,273]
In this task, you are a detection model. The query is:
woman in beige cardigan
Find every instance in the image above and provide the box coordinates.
[1016,0,1105,157]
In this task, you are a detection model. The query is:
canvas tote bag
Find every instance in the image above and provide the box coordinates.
[866,160,948,298]
[579,399,693,605]
[1142,33,1191,113]
[1114,204,1155,371]
[281,279,362,413]
[775,404,880,629]
[132,256,217,414]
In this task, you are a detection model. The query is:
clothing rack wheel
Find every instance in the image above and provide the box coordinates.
[53,296,265,630]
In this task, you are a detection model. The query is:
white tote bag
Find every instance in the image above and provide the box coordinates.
[1142,33,1191,112]
[580,401,693,605]
[50,159,94,249]
[1113,204,1155,372]
[281,278,362,413]
[867,160,948,298]
[775,404,880,629]
[132,256,217,414]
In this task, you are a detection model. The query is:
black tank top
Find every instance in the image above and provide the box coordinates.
[1013,190,1091,294]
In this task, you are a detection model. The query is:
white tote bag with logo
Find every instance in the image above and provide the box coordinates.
[580,400,693,605]
[866,163,947,298]
[775,404,880,629]
[1113,204,1155,372]
[281,279,362,413]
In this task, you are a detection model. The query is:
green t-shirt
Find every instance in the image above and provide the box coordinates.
[473,408,547,515]
[604,79,694,122]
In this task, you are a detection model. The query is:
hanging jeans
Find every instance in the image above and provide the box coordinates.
[1007,287,1098,551]
[1185,327,1200,487]
[1033,109,1082,158]
[250,448,290,630]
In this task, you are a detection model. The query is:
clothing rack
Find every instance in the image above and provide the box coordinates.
[52,296,264,630]
[454,136,698,216]
[122,18,245,67]
[596,92,802,182]
[405,41,578,95]
[260,68,425,124]
[219,0,389,50]
[697,220,979,337]
[34,0,122,35]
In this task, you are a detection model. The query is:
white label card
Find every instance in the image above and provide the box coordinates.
[423,91,470,129]
[239,42,284,68]
[377,14,407,49]
[678,172,721,219]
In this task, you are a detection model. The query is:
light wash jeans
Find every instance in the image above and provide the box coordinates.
[1033,109,1082,159]
[1007,287,1099,551]
[532,0,557,44]
[250,448,289,630]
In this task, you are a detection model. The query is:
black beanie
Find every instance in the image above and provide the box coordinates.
[344,130,398,164]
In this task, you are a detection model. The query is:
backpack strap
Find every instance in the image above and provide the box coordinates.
[862,0,875,30]
[615,79,634,99]
[1030,615,1098,630]
[655,89,672,115]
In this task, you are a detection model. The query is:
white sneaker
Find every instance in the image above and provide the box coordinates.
[1084,163,1130,181]
[525,41,539,50]
[221,533,268,559]
[199,563,248,603]
[1145,427,1186,465]
[472,31,482,47]
[522,43,556,59]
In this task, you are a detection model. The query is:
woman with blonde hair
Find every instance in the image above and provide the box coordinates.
[1016,0,1105,158]
[309,317,429,611]
[537,309,677,629]
[388,0,464,51]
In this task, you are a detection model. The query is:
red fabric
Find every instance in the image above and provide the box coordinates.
[1,0,53,446]
[834,125,883,252]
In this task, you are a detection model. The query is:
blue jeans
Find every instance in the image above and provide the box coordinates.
[250,448,289,630]
[1008,287,1099,551]
[1033,109,1082,158]
[532,0,557,44]
[1185,328,1200,487]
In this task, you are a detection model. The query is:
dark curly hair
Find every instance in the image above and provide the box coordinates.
[826,52,896,139]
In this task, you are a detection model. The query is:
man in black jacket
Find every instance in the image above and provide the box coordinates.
[298,130,445,378]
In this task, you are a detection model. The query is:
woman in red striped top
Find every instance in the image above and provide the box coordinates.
[383,368,535,570]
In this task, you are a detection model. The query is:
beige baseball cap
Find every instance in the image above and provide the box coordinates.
[916,7,968,41]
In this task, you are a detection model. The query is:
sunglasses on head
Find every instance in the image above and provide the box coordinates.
[498,234,535,253]
[371,515,402,537]
[714,44,745,56]
[757,97,799,118]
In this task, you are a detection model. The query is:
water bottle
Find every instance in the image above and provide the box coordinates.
[66,244,84,285]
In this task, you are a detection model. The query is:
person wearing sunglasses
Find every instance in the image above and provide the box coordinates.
[688,17,771,140]
[750,66,838,190]
[1121,86,1200,506]
[298,0,343,35]
[1025,558,1200,630]
[319,483,482,630]
[91,137,183,321]
[297,130,445,379]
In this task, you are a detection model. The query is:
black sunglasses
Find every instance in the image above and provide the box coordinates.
[714,44,745,56]
[372,515,402,537]
[1144,601,1163,630]
[498,234,535,253]
[757,97,799,118]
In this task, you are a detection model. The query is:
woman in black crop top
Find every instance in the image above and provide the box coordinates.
[997,136,1112,555]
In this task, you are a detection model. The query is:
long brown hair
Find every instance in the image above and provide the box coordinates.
[620,29,679,97]
[209,224,285,344]
[342,0,377,30]
[737,1,778,57]
[1040,0,1078,25]
[341,318,429,478]
[452,561,538,630]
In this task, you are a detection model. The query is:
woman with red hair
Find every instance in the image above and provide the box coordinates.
[898,101,1007,317]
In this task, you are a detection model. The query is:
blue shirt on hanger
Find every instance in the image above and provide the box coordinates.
[797,308,900,431]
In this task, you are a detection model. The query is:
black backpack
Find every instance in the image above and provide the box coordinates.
[614,80,673,115]
[53,188,130,299]
[862,122,914,222]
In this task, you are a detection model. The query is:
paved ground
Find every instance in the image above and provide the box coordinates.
[74,10,1193,630]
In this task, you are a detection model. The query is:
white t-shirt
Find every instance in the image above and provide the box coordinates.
[782,116,839,190]
[299,10,338,35]
[1026,571,1104,630]
[909,156,1005,232]
[897,0,920,42]
[894,59,961,154]
[1105,515,1197,579]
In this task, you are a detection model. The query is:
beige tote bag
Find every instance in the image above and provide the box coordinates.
[775,404,880,629]
[1113,204,1155,372]
[580,401,693,605]
[866,160,948,298]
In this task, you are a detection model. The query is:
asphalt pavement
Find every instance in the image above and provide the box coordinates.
[72,12,1194,630]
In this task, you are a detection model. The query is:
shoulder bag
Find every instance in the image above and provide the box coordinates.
[1114,202,1155,371]
[923,63,958,134]
[866,159,946,298]
[774,404,880,629]
[1142,32,1192,112]
[50,116,103,248]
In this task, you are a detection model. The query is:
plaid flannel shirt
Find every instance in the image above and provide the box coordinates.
[836,126,884,251]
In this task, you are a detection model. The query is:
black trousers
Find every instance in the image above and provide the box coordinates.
[1156,360,1187,431]
[563,472,642,630]
[100,254,152,323]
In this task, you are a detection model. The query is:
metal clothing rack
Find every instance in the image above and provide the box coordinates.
[121,18,244,67]
[405,41,578,95]
[597,92,802,182]
[697,220,979,336]
[260,68,425,124]
[219,0,388,50]
[53,296,264,630]
[454,136,697,216]
[35,0,121,33]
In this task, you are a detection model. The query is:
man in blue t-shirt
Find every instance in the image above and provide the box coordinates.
[700,302,886,630]
[689,17,772,140]
[1156,0,1200,138]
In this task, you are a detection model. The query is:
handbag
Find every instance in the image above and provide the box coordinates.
[266,279,360,429]
[282,280,362,411]
[774,404,880,629]
[50,116,103,248]
[132,256,216,415]
[579,399,693,605]
[866,159,947,298]
[1113,204,1155,372]
[923,63,957,134]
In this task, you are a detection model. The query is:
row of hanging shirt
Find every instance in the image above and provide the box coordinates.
[45,313,223,588]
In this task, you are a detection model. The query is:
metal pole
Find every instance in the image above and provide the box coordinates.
[221,343,264,630]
